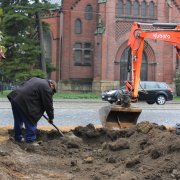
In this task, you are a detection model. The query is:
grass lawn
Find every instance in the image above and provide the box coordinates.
[0,90,179,101]
[53,92,100,99]
[174,96,180,101]
[0,90,100,99]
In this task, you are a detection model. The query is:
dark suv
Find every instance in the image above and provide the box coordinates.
[101,81,173,105]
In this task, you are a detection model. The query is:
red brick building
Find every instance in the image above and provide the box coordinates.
[43,0,180,92]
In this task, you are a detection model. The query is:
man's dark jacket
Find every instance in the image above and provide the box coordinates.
[7,77,54,124]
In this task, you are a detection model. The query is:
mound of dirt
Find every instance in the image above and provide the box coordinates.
[0,122,180,179]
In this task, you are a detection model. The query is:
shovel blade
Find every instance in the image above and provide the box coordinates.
[99,105,142,130]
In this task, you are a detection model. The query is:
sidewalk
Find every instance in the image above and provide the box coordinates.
[0,97,180,104]
[0,97,179,103]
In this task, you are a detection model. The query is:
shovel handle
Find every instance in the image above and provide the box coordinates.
[43,114,64,137]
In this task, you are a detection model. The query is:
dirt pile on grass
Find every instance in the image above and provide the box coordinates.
[0,122,180,179]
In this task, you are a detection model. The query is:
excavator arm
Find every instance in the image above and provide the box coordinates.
[126,22,180,100]
[99,22,180,130]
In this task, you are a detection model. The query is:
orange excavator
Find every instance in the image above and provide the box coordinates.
[99,22,180,129]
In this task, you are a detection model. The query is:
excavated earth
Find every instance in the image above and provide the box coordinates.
[0,122,180,180]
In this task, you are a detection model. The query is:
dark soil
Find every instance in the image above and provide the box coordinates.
[0,122,180,180]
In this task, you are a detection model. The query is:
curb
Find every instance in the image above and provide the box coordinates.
[0,98,180,104]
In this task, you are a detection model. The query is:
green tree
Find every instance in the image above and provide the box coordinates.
[0,0,56,82]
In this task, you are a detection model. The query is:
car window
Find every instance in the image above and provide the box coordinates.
[144,82,159,90]
[158,83,167,89]
[139,82,145,90]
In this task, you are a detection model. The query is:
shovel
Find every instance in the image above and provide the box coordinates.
[43,114,64,137]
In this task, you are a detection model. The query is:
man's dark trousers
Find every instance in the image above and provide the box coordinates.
[11,101,37,143]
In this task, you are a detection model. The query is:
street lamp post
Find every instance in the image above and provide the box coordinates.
[35,0,47,76]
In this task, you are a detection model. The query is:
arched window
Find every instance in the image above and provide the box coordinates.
[141,53,148,81]
[75,19,82,34]
[43,31,52,77]
[134,0,139,17]
[126,0,131,16]
[117,0,123,17]
[85,5,93,20]
[120,47,147,86]
[43,31,52,60]
[141,1,147,17]
[149,1,154,18]
[176,55,179,69]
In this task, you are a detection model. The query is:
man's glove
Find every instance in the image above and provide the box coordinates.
[48,119,53,124]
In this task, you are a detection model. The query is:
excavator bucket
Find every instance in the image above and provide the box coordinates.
[99,105,142,130]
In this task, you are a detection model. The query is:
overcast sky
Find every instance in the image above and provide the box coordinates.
[49,0,61,5]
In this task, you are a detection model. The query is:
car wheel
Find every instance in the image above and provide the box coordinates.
[156,95,166,105]
[108,101,114,104]
[116,100,122,105]
[146,101,155,104]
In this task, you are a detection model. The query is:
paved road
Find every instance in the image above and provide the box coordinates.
[0,98,180,127]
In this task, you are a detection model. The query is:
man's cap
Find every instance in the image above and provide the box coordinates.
[48,80,57,93]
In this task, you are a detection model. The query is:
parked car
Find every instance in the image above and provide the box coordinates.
[101,81,173,105]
